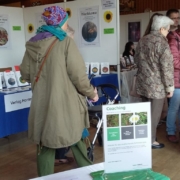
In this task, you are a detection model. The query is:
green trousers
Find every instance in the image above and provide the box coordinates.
[37,139,92,177]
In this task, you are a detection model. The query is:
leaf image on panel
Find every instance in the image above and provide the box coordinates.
[121,113,133,126]
[107,114,119,127]
[135,112,147,125]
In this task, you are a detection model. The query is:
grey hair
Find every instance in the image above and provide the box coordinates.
[66,24,75,38]
[151,15,174,31]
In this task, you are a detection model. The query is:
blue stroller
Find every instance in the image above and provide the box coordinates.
[86,77,120,161]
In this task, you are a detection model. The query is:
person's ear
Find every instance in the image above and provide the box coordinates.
[62,21,68,31]
[159,27,163,34]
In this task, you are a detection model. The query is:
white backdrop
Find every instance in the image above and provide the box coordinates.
[120,10,177,54]
[120,12,150,54]
[23,0,119,65]
[0,5,178,68]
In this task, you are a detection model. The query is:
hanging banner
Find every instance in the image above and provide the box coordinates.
[101,0,116,9]
[0,14,10,49]
[79,6,100,47]
[103,102,152,173]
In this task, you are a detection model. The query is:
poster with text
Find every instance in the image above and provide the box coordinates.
[36,13,46,29]
[102,0,116,9]
[79,6,100,47]
[103,102,151,173]
[0,14,10,48]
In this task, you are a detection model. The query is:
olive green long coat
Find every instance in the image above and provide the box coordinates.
[20,36,95,148]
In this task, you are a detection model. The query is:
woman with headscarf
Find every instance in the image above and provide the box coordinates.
[20,6,98,176]
[134,15,174,149]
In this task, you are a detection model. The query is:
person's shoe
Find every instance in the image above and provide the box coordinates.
[166,135,179,143]
[152,143,165,149]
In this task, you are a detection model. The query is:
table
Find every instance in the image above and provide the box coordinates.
[30,163,104,180]
[0,89,30,138]
[90,74,120,104]
[120,69,141,103]
[30,162,170,180]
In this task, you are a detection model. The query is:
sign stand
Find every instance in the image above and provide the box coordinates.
[103,102,152,174]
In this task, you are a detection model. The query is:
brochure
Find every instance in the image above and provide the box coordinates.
[14,66,29,87]
[4,71,18,88]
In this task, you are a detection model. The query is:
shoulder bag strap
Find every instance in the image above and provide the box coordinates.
[32,38,58,89]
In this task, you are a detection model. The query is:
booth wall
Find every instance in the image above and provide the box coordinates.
[0,6,25,68]
[23,0,119,65]
[65,0,119,65]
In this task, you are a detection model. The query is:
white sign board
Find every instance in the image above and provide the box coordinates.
[4,90,32,112]
[103,102,151,173]
[101,0,116,9]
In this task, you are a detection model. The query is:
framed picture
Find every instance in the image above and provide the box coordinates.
[120,0,136,12]
[128,21,140,43]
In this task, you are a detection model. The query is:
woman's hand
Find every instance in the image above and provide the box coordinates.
[167,91,174,98]
[91,93,99,102]
[94,87,97,94]
[91,88,99,102]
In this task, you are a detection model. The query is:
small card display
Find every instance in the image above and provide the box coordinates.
[0,72,6,88]
[90,62,100,75]
[14,66,29,87]
[101,62,109,74]
[4,71,18,88]
[0,75,2,90]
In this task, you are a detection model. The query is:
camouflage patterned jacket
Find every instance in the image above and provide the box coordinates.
[134,31,174,99]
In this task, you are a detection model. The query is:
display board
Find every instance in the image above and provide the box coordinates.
[103,102,151,174]
[23,0,119,65]
[0,6,25,68]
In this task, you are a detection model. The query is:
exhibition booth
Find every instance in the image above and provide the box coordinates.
[0,0,173,179]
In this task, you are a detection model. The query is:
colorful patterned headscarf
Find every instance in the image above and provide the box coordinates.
[36,6,68,41]
[42,6,68,27]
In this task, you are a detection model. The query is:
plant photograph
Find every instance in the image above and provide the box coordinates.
[135,112,147,125]
[106,114,119,127]
[121,113,133,126]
